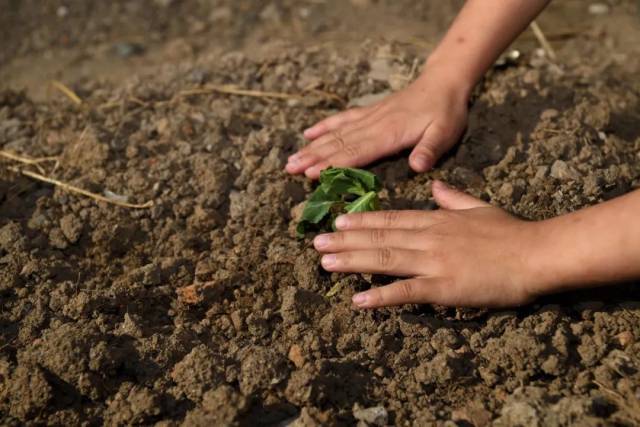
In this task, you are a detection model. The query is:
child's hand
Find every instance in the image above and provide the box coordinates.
[286,64,472,179]
[313,181,542,308]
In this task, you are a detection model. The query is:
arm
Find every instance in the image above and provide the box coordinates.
[313,182,640,308]
[425,0,552,97]
[287,0,551,178]
[534,190,640,294]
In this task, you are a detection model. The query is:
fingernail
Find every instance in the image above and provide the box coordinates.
[321,254,336,268]
[285,163,298,173]
[352,292,370,307]
[314,234,330,249]
[334,216,348,229]
[413,154,430,171]
[303,127,315,138]
[304,167,319,179]
[288,154,300,165]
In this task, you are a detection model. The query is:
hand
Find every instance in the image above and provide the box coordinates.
[313,181,543,308]
[286,63,472,179]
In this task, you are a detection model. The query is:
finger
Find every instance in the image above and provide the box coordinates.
[303,108,369,140]
[409,122,461,172]
[335,210,442,231]
[351,277,446,308]
[313,229,427,252]
[432,180,489,210]
[320,249,428,276]
[302,125,382,178]
[303,125,404,179]
[287,124,366,175]
[285,150,322,174]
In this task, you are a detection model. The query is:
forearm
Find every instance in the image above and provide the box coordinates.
[532,190,640,295]
[422,0,551,96]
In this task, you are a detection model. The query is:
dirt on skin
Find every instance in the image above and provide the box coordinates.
[2,1,640,426]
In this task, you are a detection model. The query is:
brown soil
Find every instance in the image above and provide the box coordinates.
[1,1,640,426]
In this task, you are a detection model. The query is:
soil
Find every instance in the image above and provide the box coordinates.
[1,1,640,426]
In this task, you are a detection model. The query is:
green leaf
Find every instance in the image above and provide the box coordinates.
[320,167,380,195]
[297,167,382,238]
[343,168,381,192]
[345,191,379,213]
[297,187,338,237]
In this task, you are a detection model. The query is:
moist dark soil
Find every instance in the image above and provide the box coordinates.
[1,1,640,426]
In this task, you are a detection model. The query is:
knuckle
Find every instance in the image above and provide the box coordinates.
[330,132,346,152]
[400,281,415,301]
[414,228,435,246]
[383,210,400,227]
[371,288,385,306]
[370,229,386,244]
[421,144,437,158]
[343,143,360,159]
[350,213,363,228]
[334,232,345,244]
[426,247,445,263]
[337,252,352,266]
[377,248,393,267]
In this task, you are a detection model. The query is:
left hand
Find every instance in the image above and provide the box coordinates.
[285,64,471,179]
[313,181,543,308]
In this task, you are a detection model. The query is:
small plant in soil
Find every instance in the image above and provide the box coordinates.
[297,167,382,238]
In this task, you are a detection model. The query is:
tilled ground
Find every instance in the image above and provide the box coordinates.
[2,2,640,427]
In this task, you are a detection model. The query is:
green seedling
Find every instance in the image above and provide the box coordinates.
[297,167,382,238]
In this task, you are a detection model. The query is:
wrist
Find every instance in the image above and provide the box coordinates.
[523,213,604,298]
[420,52,477,101]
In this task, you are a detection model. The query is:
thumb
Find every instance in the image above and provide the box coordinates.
[409,123,458,173]
[432,180,489,210]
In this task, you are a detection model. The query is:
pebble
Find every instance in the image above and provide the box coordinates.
[588,3,610,15]
[288,344,305,368]
[230,311,244,332]
[56,6,69,18]
[616,331,634,348]
[352,404,388,426]
[60,213,83,244]
[550,160,577,180]
[540,109,559,120]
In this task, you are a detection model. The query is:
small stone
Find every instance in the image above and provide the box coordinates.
[49,228,68,249]
[120,313,144,338]
[352,404,388,426]
[230,311,244,332]
[550,160,577,180]
[56,5,69,18]
[60,214,83,244]
[616,331,634,348]
[541,109,559,120]
[452,401,492,427]
[588,3,610,15]
[176,284,203,305]
[288,344,305,368]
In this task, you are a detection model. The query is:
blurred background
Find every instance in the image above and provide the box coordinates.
[1,0,638,101]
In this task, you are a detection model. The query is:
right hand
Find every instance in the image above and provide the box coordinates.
[285,62,473,179]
